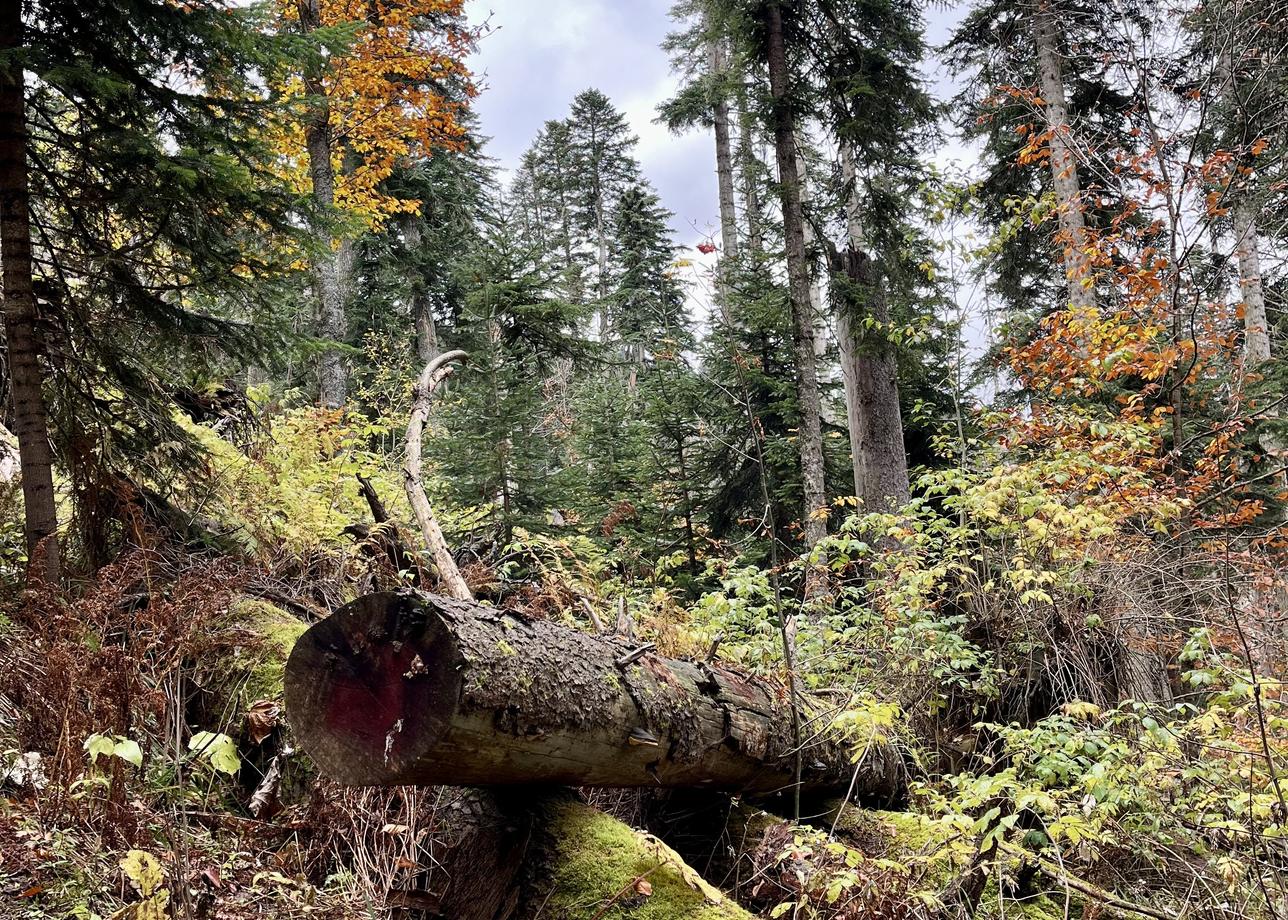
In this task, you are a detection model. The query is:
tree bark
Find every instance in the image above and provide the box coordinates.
[710,35,739,324]
[0,4,61,586]
[402,216,440,364]
[835,146,909,513]
[763,1,828,548]
[737,101,765,256]
[1033,0,1095,311]
[284,590,905,801]
[1233,194,1270,366]
[404,350,473,601]
[298,0,352,409]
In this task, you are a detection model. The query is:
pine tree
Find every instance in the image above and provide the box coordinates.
[761,0,829,549]
[564,89,642,333]
[946,0,1135,332]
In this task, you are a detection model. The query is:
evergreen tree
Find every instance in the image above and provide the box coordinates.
[564,89,642,330]
[4,0,304,577]
[432,195,585,544]
[946,0,1136,338]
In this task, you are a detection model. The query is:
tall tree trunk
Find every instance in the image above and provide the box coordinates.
[298,0,352,409]
[1234,198,1271,365]
[0,4,60,586]
[836,147,909,513]
[402,217,440,363]
[737,102,765,256]
[795,154,828,360]
[710,36,739,324]
[596,202,610,339]
[764,1,827,548]
[1033,0,1094,311]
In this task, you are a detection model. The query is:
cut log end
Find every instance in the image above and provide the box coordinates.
[285,592,463,785]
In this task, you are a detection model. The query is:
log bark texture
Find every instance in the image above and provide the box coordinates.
[285,590,904,800]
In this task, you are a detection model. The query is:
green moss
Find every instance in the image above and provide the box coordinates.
[536,799,754,919]
[227,598,307,702]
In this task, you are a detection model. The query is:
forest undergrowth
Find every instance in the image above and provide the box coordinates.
[1,388,1285,920]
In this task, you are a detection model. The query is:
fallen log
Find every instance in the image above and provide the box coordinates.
[284,590,904,800]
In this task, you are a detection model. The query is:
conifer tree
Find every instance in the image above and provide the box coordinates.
[564,89,642,334]
[432,195,585,544]
[3,0,304,578]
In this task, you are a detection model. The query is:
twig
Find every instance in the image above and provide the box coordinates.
[580,597,606,633]
[588,869,660,920]
[615,643,656,668]
[999,843,1176,920]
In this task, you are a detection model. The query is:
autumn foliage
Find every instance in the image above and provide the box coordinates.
[274,0,476,227]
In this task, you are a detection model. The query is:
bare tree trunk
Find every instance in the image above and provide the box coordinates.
[796,154,828,360]
[836,146,909,513]
[0,5,60,587]
[710,36,739,324]
[737,103,765,256]
[764,1,827,548]
[1033,0,1095,311]
[298,0,352,409]
[402,217,440,364]
[404,350,473,601]
[1233,191,1271,367]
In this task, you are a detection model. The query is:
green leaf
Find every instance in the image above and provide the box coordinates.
[84,733,115,764]
[114,739,143,768]
[188,731,241,775]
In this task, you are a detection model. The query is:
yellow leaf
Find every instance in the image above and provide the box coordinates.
[121,850,163,899]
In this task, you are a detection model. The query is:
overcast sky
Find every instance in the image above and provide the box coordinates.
[460,0,985,347]
[462,0,971,244]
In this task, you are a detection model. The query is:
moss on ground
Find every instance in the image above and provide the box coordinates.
[534,798,754,919]
[226,597,307,703]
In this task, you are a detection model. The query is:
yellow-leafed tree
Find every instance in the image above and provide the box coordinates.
[278,0,475,407]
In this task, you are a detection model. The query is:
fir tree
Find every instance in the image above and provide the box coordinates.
[4,0,304,574]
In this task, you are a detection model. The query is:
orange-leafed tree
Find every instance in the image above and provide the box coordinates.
[279,0,476,408]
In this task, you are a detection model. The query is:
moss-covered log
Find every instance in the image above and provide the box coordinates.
[517,796,755,919]
[285,590,904,800]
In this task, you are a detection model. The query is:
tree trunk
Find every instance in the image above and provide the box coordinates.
[298,0,352,409]
[402,216,440,364]
[1033,0,1095,311]
[0,4,61,587]
[1233,193,1270,365]
[737,102,764,256]
[836,146,909,513]
[284,590,905,801]
[763,1,828,548]
[710,36,739,324]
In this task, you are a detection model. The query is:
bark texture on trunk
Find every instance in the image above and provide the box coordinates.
[835,147,909,513]
[1033,0,1094,312]
[737,103,764,256]
[764,1,828,548]
[284,590,904,800]
[298,0,352,409]
[402,217,440,364]
[0,4,61,586]
[1234,197,1271,366]
[711,36,739,324]
[832,252,909,514]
